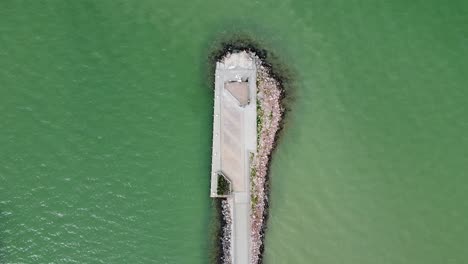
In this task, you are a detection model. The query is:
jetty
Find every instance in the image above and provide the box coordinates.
[210,52,257,264]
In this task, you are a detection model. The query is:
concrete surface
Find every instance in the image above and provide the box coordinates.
[210,52,257,264]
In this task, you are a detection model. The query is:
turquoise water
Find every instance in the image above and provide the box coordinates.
[1,1,468,263]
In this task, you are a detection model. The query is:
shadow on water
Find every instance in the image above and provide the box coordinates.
[202,30,297,264]
[207,199,223,264]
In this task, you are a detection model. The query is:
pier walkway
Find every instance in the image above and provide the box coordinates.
[210,52,257,264]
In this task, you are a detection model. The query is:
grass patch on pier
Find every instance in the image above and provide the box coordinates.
[257,99,264,144]
[217,174,231,196]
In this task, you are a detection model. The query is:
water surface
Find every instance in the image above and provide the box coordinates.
[1,1,467,263]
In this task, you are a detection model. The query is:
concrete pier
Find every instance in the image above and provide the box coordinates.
[210,52,257,264]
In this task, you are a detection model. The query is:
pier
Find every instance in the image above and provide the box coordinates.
[210,52,257,264]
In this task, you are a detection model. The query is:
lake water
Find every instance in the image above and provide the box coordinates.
[1,1,467,263]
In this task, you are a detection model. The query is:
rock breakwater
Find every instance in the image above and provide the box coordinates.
[250,58,284,264]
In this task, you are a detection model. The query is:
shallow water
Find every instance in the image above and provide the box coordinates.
[1,1,468,263]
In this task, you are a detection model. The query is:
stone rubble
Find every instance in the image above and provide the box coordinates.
[250,59,283,264]
[220,199,233,264]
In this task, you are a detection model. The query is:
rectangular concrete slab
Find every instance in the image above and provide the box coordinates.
[210,52,257,264]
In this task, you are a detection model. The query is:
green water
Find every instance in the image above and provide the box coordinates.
[1,1,467,263]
